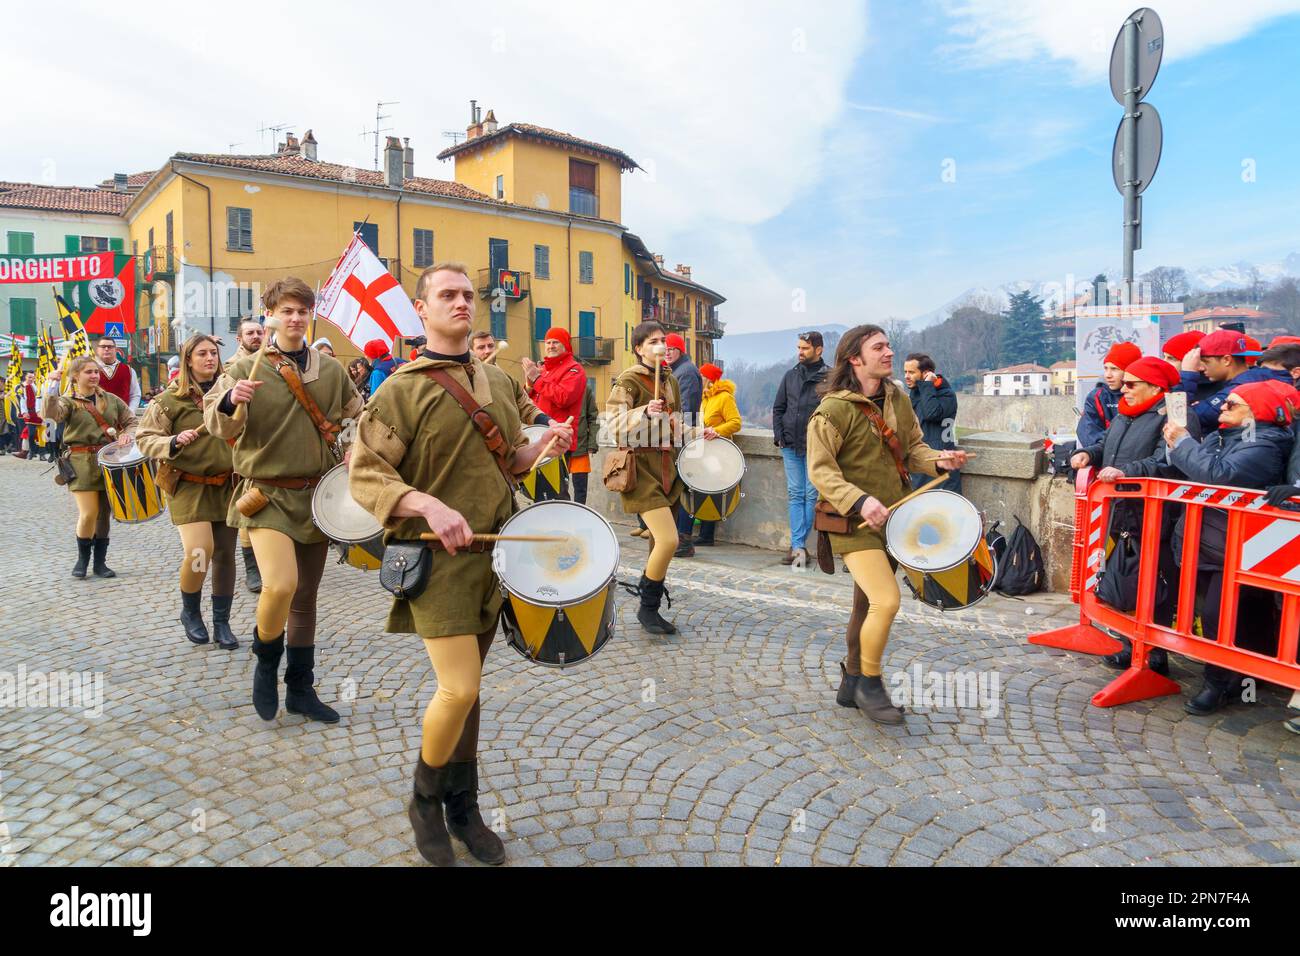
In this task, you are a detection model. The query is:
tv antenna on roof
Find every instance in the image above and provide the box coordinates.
[442,131,465,146]
[256,122,294,151]
[361,100,399,170]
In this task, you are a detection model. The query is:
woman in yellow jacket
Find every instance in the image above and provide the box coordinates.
[693,363,742,546]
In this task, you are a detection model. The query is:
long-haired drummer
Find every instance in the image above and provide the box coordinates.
[136,334,240,649]
[44,355,138,579]
[349,262,572,867]
[805,325,965,724]
[205,278,364,724]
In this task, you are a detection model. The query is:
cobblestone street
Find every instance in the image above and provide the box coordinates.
[1,456,1297,867]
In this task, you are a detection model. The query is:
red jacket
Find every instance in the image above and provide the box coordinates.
[528,351,586,426]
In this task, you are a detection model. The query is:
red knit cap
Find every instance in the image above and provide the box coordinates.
[363,339,390,360]
[699,363,722,382]
[1231,380,1300,425]
[1200,329,1262,358]
[1268,335,1300,349]
[544,327,572,352]
[665,333,687,352]
[1125,356,1179,391]
[1103,341,1142,370]
[1161,330,1205,360]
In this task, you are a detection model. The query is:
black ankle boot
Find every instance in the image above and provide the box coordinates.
[445,760,506,865]
[411,756,456,866]
[72,537,92,579]
[242,546,262,593]
[635,574,677,635]
[1185,677,1235,716]
[179,590,210,644]
[251,630,284,720]
[853,674,905,725]
[91,537,116,578]
[284,646,340,723]
[836,661,859,707]
[211,595,238,650]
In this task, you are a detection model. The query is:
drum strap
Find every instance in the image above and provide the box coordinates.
[77,396,116,442]
[423,368,516,489]
[856,400,911,492]
[69,444,106,454]
[268,353,342,446]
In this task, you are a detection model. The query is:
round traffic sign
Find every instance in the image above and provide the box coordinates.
[1110,7,1164,105]
[1112,102,1163,195]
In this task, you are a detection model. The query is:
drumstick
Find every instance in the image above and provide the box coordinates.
[856,473,950,530]
[232,317,283,423]
[528,416,574,474]
[651,343,667,402]
[418,533,570,544]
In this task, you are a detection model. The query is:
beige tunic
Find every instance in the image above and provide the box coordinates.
[806,383,940,555]
[44,388,137,493]
[205,342,364,544]
[136,383,235,525]
[605,363,685,514]
[349,356,528,638]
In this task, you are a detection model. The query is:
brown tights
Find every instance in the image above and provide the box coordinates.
[177,521,237,595]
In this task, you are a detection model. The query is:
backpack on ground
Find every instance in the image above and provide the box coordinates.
[985,520,1008,570]
[994,517,1045,596]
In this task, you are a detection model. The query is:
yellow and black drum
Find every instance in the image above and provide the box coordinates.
[885,491,997,612]
[676,436,745,522]
[312,463,385,570]
[496,500,619,668]
[518,423,569,503]
[98,444,166,523]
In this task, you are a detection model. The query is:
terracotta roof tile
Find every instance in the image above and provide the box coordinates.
[437,122,638,169]
[989,363,1051,374]
[1184,306,1278,321]
[0,184,132,215]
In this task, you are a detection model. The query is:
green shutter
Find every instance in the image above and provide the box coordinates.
[6,232,34,254]
[534,307,552,340]
[9,299,37,337]
[65,235,80,253]
[109,237,124,253]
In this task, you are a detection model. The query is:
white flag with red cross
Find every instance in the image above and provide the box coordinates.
[316,233,423,350]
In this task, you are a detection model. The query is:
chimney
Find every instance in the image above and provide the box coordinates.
[384,136,404,188]
[403,137,414,179]
[113,173,128,192]
[676,264,691,279]
[482,109,498,134]
[466,99,483,140]
[653,254,664,268]
[280,133,300,156]
[302,129,318,162]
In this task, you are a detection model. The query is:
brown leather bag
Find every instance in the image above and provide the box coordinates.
[602,447,637,492]
[813,500,852,534]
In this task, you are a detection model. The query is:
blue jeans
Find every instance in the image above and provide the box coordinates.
[781,447,818,551]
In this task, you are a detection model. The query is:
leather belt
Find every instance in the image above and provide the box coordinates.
[180,471,233,486]
[631,445,675,495]
[69,444,105,454]
[249,475,322,490]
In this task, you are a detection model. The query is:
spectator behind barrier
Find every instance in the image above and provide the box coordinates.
[1165,379,1297,716]
[1077,341,1140,448]
[1185,329,1277,433]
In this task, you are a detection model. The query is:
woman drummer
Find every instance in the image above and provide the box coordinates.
[135,334,240,649]
[805,325,965,724]
[45,355,138,579]
[606,321,717,634]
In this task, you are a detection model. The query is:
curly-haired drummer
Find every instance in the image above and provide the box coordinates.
[45,355,138,579]
[605,321,717,635]
[136,334,240,650]
[806,325,965,724]
[349,262,572,867]
[205,277,365,725]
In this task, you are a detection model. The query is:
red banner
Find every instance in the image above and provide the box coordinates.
[0,252,115,284]
[81,256,137,335]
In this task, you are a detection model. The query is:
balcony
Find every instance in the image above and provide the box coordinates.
[476,268,532,302]
[695,314,725,339]
[642,303,689,330]
[574,336,615,364]
[141,244,176,280]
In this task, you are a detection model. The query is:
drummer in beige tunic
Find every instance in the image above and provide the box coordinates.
[136,334,240,650]
[806,324,965,725]
[605,320,718,635]
[44,355,137,579]
[349,262,572,868]
[204,277,364,726]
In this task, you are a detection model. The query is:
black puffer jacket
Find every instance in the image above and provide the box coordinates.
[772,359,827,454]
[1083,399,1200,532]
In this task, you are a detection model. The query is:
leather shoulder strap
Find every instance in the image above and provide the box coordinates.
[270,353,341,443]
[79,395,115,440]
[856,399,911,491]
[424,367,516,488]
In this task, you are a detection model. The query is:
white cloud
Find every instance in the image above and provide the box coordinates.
[940,0,1300,80]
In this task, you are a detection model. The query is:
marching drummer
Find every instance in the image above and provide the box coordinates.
[135,334,240,650]
[45,355,138,579]
[205,277,364,725]
[230,317,267,594]
[605,321,718,635]
[805,324,965,725]
[349,261,572,867]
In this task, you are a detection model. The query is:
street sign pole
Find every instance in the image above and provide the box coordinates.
[1122,16,1139,303]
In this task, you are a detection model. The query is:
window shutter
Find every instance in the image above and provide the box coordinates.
[227,208,239,248]
[65,235,80,253]
[569,159,597,191]
[534,307,552,340]
[534,244,550,280]
[109,238,124,253]
[579,251,593,285]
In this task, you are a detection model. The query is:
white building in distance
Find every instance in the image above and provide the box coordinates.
[983,363,1052,396]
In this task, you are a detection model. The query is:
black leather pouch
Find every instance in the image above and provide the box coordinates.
[379,540,431,601]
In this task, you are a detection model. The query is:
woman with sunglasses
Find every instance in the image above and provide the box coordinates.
[1071,357,1201,672]
[1164,379,1297,715]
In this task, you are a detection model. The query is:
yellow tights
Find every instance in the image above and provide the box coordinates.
[72,491,109,539]
[843,549,901,678]
[420,630,494,767]
[641,506,678,582]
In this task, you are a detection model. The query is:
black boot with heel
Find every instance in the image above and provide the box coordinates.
[251,630,284,720]
[445,760,506,865]
[853,674,905,725]
[72,537,92,579]
[410,756,456,867]
[211,595,239,650]
[91,537,116,578]
[179,590,210,644]
[635,574,677,635]
[284,646,340,723]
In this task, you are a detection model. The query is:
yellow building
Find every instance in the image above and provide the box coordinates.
[123,109,725,398]
[1049,360,1076,396]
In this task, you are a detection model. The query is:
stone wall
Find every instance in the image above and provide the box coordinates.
[955,393,1080,437]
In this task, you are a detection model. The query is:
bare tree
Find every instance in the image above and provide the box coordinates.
[1263,278,1300,333]
[1139,265,1189,303]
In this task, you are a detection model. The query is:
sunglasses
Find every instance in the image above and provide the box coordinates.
[1222,399,1247,410]
[1119,380,1144,389]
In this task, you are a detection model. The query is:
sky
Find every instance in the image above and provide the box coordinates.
[4,0,1299,334]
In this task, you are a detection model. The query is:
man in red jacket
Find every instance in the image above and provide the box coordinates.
[521,327,587,498]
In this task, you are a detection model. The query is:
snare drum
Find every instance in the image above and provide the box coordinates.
[884,490,997,612]
[518,423,569,503]
[676,436,745,521]
[98,444,166,523]
[495,500,619,667]
[312,463,385,571]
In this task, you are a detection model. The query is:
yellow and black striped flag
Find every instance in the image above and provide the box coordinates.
[54,289,89,360]
[4,336,21,425]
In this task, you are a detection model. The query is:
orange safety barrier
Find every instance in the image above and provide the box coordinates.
[1029,475,1300,707]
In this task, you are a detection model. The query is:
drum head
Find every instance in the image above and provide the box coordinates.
[495,500,619,606]
[523,424,560,466]
[312,463,382,544]
[98,443,144,467]
[885,490,982,572]
[677,437,745,494]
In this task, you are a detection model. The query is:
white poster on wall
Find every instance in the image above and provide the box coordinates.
[1074,303,1185,403]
